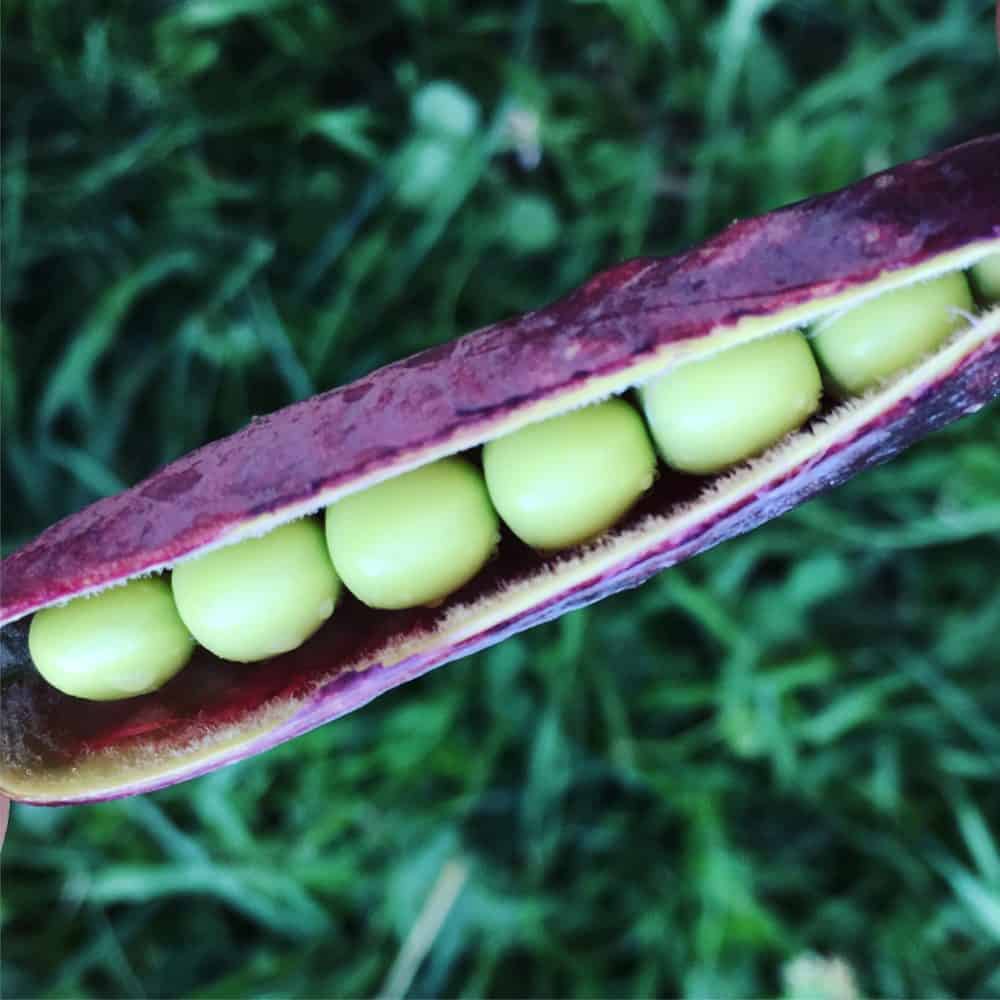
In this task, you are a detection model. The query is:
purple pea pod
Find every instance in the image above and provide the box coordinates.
[2,134,998,805]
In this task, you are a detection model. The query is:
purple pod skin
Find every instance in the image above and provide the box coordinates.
[2,135,998,805]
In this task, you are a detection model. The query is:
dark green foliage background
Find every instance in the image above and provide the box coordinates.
[3,1,1000,996]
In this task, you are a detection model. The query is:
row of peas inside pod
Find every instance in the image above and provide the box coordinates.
[28,258,999,700]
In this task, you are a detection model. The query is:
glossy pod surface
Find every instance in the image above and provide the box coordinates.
[2,134,999,804]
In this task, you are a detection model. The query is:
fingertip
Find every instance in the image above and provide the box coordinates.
[0,796,10,851]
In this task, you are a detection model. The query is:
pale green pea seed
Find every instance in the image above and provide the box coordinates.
[28,577,194,701]
[482,398,657,551]
[325,457,499,610]
[171,518,340,663]
[639,331,822,476]
[970,252,1000,303]
[810,271,973,395]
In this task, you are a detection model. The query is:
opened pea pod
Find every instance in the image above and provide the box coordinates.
[2,135,999,805]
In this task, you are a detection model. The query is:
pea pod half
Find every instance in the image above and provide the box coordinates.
[2,134,998,805]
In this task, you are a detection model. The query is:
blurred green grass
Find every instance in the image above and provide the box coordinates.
[2,0,1000,996]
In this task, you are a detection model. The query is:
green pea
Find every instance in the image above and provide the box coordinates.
[970,252,1000,303]
[325,457,499,609]
[28,577,193,701]
[810,271,973,395]
[483,399,656,550]
[172,519,339,662]
[639,331,822,475]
